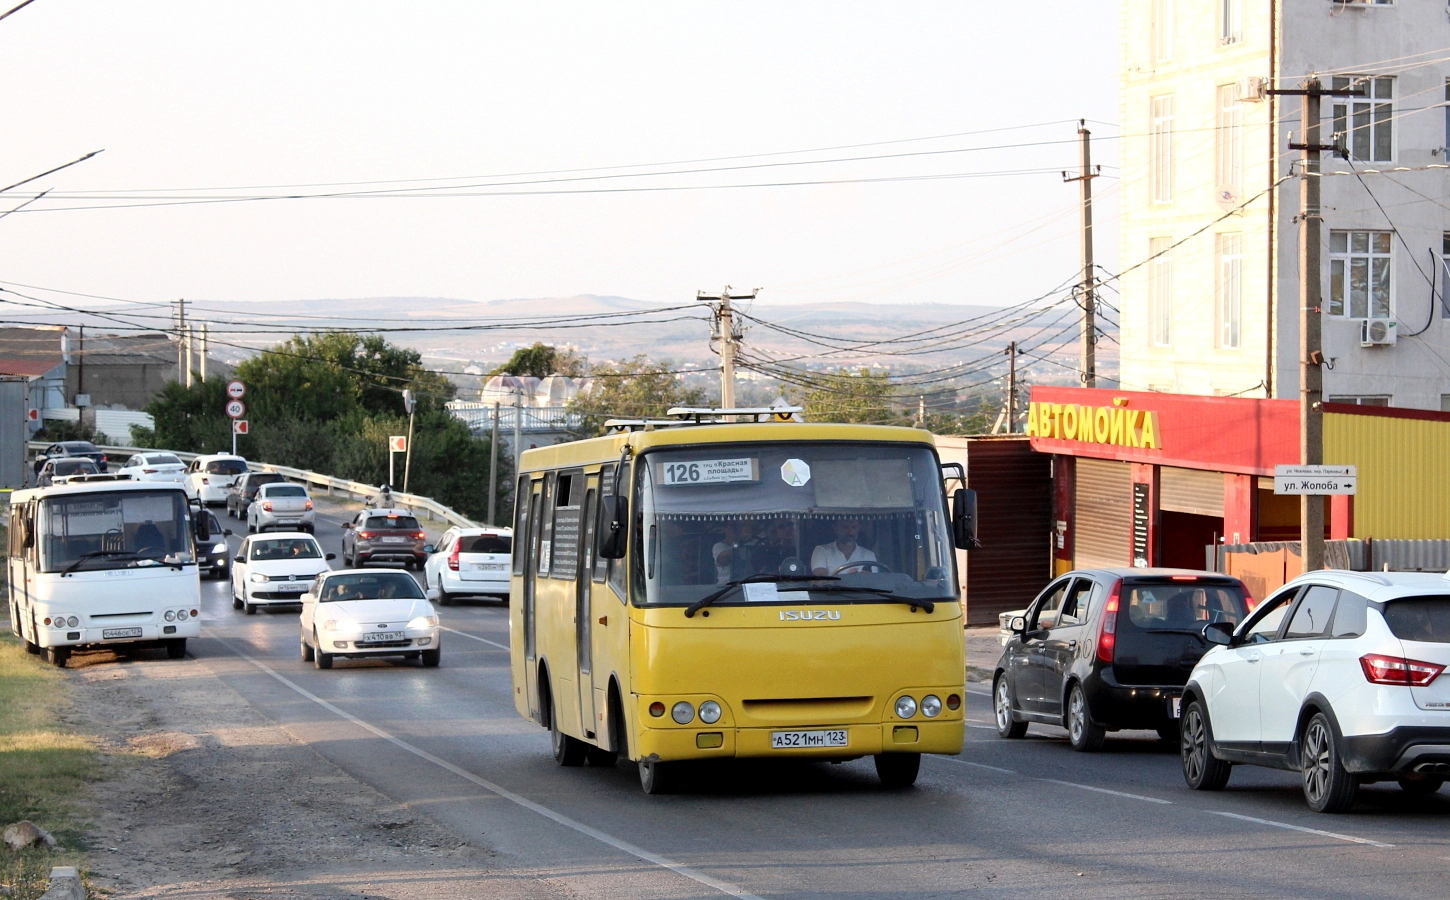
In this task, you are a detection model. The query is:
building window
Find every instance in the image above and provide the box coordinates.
[1152,0,1173,63]
[1216,233,1243,348]
[1220,0,1242,44]
[1328,395,1391,407]
[1332,76,1393,162]
[1215,84,1243,195]
[1329,231,1392,318]
[1151,95,1175,203]
[1149,237,1173,345]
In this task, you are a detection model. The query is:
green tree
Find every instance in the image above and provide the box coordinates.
[568,356,705,435]
[801,369,902,425]
[489,342,585,379]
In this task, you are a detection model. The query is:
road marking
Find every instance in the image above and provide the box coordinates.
[210,635,766,900]
[1205,811,1394,849]
[934,757,1018,776]
[440,626,509,651]
[965,723,996,730]
[1040,779,1173,805]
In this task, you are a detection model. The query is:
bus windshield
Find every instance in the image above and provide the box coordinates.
[634,442,956,606]
[37,490,192,573]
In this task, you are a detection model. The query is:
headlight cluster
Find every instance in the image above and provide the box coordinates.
[322,619,360,634]
[163,609,193,622]
[46,615,79,628]
[895,694,952,719]
[648,699,724,725]
[249,572,268,583]
[407,615,439,629]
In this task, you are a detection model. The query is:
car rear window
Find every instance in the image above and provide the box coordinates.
[264,485,307,498]
[462,534,511,554]
[61,442,99,452]
[1382,596,1450,644]
[1122,580,1250,632]
[147,454,183,465]
[368,515,420,531]
[205,459,247,475]
[53,459,96,474]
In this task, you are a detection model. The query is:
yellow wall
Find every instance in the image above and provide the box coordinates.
[1326,412,1450,539]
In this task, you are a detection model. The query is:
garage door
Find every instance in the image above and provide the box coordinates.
[1075,458,1131,568]
[1160,467,1225,517]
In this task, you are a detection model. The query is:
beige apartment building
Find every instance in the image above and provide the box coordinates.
[1118,0,1450,409]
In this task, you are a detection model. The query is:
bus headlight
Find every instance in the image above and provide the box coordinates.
[921,695,942,718]
[176,609,188,621]
[165,610,176,622]
[895,696,918,718]
[67,616,79,628]
[698,701,722,724]
[671,701,694,724]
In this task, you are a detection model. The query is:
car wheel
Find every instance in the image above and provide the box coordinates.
[243,598,257,615]
[994,674,1028,739]
[1180,700,1232,791]
[45,646,70,668]
[313,632,333,669]
[166,639,187,660]
[1302,713,1358,813]
[420,646,441,667]
[232,591,242,610]
[874,752,921,788]
[436,583,452,607]
[247,521,255,535]
[300,633,314,662]
[551,697,586,767]
[638,757,675,794]
[1065,683,1105,752]
[1398,777,1443,796]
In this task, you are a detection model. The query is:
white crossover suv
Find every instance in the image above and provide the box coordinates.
[1181,570,1450,812]
[423,527,512,605]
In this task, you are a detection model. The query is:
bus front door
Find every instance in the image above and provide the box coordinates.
[523,481,545,722]
[576,485,597,737]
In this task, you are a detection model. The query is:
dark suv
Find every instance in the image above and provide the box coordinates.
[994,568,1252,751]
[341,509,427,569]
[227,471,285,519]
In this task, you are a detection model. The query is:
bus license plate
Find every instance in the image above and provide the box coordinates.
[361,631,404,643]
[771,729,848,749]
[103,627,143,640]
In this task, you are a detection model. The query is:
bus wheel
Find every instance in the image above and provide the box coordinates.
[551,701,586,766]
[874,752,921,788]
[45,646,70,668]
[638,757,674,794]
[166,639,187,660]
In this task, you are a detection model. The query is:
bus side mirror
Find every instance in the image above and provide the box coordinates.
[195,516,212,542]
[598,496,628,559]
[952,488,980,550]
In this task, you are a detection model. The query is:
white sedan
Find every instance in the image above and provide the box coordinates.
[116,452,189,484]
[300,570,440,669]
[231,533,335,615]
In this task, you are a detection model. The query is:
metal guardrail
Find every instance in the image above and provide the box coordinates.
[26,442,478,529]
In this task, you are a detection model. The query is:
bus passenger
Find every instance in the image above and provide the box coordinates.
[754,520,798,575]
[713,521,754,584]
[811,518,876,576]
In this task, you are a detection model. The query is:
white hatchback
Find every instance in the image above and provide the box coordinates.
[300,569,440,668]
[116,452,189,484]
[187,454,248,505]
[423,527,512,605]
[1181,570,1450,812]
[231,533,335,615]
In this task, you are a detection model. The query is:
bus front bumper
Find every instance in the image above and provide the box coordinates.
[635,720,964,762]
[36,620,201,648]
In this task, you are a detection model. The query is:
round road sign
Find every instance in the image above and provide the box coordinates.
[226,380,246,399]
[225,399,245,419]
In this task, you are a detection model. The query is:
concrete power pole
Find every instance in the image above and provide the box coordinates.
[1063,121,1099,388]
[1273,77,1362,573]
[175,298,187,384]
[1005,341,1018,433]
[488,401,500,526]
[200,323,208,382]
[698,287,757,411]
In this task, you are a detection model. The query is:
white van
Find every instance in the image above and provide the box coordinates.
[6,480,212,666]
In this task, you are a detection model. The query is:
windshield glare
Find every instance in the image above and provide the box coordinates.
[250,538,321,560]
[634,442,956,606]
[39,490,192,572]
[319,572,424,602]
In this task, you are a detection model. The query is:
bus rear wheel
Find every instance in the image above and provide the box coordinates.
[45,646,70,668]
[551,701,586,766]
[875,752,921,788]
[638,757,675,794]
[166,639,187,659]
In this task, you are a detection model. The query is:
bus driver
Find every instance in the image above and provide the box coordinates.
[811,517,876,576]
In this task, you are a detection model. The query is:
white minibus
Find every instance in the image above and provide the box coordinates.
[6,479,214,666]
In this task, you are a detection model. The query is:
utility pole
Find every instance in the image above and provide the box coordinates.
[916,396,925,428]
[185,325,195,388]
[487,401,500,526]
[698,286,758,410]
[1063,121,1099,388]
[200,323,208,382]
[402,390,416,494]
[175,298,186,384]
[1270,78,1362,573]
[1005,341,1018,433]
[512,392,523,482]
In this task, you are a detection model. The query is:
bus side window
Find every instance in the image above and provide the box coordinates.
[511,475,531,577]
[536,472,557,578]
[607,463,628,602]
[592,465,612,586]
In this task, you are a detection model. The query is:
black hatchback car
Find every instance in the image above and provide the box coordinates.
[994,568,1252,751]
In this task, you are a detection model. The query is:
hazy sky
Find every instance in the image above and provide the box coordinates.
[0,2,1118,310]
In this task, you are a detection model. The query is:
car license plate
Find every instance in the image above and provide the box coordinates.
[102,627,142,640]
[1169,697,1182,719]
[474,563,507,571]
[277,583,308,592]
[771,729,848,749]
[381,536,406,544]
[361,631,405,643]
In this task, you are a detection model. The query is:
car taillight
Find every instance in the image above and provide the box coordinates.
[1095,579,1122,663]
[262,501,273,512]
[414,531,425,539]
[99,454,107,463]
[1360,653,1445,686]
[448,542,460,571]
[143,468,157,474]
[358,531,374,540]
[304,500,313,510]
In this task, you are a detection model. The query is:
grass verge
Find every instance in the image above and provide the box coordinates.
[0,631,96,900]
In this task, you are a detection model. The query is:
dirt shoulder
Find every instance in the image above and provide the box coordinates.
[67,648,561,900]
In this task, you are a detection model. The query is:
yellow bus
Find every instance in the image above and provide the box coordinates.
[509,408,975,793]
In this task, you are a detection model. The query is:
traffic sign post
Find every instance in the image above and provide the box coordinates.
[226,397,247,454]
[233,420,248,435]
[1273,464,1357,496]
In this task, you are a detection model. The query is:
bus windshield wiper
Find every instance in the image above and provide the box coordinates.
[62,550,142,576]
[777,584,938,613]
[684,574,838,618]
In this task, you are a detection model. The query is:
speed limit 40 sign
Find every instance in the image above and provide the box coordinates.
[225,399,245,419]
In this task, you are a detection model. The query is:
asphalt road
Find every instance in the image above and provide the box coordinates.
[185,505,1450,899]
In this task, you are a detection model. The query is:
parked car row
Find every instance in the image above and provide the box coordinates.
[995,566,1450,814]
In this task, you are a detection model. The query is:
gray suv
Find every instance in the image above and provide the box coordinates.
[341,509,427,569]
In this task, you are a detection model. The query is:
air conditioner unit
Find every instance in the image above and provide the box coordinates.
[1237,76,1268,102]
[1360,318,1397,347]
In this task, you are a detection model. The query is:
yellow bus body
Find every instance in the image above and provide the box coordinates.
[508,422,965,769]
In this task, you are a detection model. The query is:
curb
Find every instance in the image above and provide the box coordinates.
[38,866,84,900]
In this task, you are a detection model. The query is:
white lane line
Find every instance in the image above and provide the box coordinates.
[1040,778,1173,805]
[440,626,509,651]
[1205,811,1394,849]
[934,756,1018,776]
[211,635,767,900]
